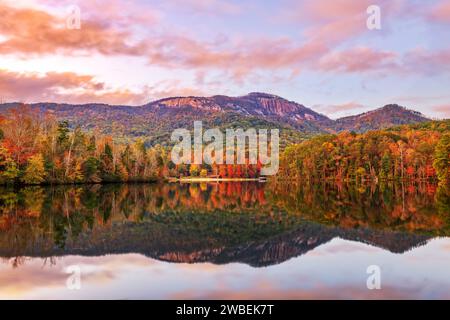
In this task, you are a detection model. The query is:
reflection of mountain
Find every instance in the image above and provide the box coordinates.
[0,182,446,267]
[206,226,431,267]
[0,219,430,268]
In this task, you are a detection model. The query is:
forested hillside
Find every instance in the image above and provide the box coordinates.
[0,106,265,185]
[0,106,170,184]
[0,93,430,148]
[334,104,429,132]
[278,120,450,185]
[0,105,447,186]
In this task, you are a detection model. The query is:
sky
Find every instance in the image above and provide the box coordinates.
[0,0,449,119]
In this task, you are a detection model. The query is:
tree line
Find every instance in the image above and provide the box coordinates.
[1,106,448,185]
[277,120,450,185]
[0,106,264,185]
[0,106,173,185]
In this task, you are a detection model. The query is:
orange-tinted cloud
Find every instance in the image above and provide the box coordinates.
[0,1,398,79]
[1,0,449,102]
[0,69,205,105]
[0,69,103,96]
[0,69,146,105]
[431,104,450,117]
[0,2,323,82]
[0,3,148,56]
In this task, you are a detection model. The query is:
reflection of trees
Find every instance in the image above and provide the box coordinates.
[0,182,448,266]
[436,184,450,234]
[0,183,274,258]
[268,181,448,234]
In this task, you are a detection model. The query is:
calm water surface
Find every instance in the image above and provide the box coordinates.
[0,182,449,299]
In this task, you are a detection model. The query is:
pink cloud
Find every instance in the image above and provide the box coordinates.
[0,2,149,56]
[428,0,450,23]
[33,0,161,27]
[431,104,450,117]
[146,35,328,81]
[316,102,366,114]
[281,0,406,45]
[0,69,103,95]
[1,0,449,100]
[0,68,206,105]
[0,69,145,104]
[404,48,450,74]
[318,47,398,73]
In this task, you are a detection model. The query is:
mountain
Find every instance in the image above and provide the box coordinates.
[0,94,430,146]
[147,92,334,133]
[152,92,331,123]
[334,104,429,132]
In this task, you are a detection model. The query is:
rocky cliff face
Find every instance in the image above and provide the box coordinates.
[150,92,331,124]
[154,96,223,111]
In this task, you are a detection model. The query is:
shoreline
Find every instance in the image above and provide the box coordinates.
[168,177,267,183]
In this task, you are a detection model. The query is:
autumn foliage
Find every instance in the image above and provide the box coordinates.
[278,121,450,185]
[0,105,170,185]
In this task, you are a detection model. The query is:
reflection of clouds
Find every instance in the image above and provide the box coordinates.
[0,254,155,299]
[1,239,450,299]
[169,284,447,300]
[0,264,67,298]
[443,244,450,251]
[306,238,381,256]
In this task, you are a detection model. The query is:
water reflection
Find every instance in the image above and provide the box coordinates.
[1,239,450,299]
[0,182,448,268]
[0,182,449,299]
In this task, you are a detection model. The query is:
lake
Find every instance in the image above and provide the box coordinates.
[0,182,449,299]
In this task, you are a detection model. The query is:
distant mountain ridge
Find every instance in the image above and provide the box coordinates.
[0,93,431,145]
[334,104,430,132]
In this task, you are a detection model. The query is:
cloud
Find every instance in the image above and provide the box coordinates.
[0,1,400,79]
[165,0,242,15]
[316,102,366,114]
[0,69,146,105]
[279,0,406,45]
[428,0,450,23]
[45,0,162,28]
[0,2,149,56]
[431,104,450,117]
[404,48,450,74]
[169,283,438,300]
[1,0,450,104]
[144,35,329,83]
[0,2,323,83]
[0,69,103,95]
[0,69,207,105]
[318,47,399,73]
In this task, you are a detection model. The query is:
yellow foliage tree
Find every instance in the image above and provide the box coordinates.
[21,154,46,185]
